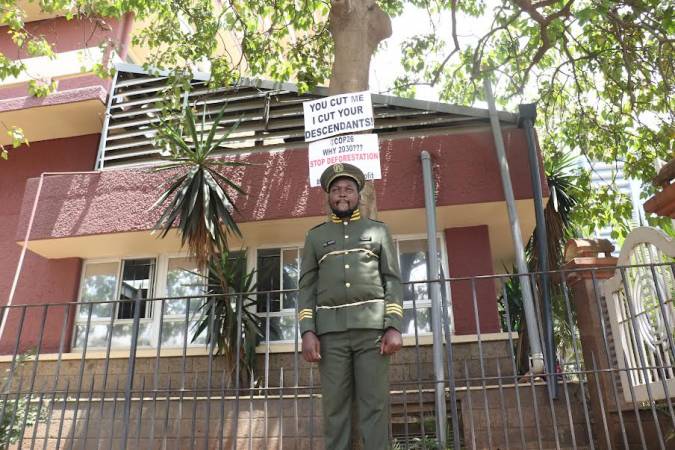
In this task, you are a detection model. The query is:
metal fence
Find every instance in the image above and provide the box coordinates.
[0,262,673,449]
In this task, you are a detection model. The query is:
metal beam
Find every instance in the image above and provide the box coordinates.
[519,103,556,395]
[420,150,447,447]
[483,78,544,373]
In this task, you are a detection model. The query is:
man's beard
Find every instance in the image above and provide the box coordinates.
[330,202,359,218]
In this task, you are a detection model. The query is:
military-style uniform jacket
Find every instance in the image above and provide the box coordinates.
[298,209,404,336]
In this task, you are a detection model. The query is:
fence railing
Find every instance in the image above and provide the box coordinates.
[0,263,673,449]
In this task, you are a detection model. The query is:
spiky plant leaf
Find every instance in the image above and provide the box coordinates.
[189,250,262,384]
[152,102,249,267]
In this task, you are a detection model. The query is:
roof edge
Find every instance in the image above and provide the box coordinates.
[113,62,517,123]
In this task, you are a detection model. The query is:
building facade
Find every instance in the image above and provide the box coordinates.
[0,9,562,448]
[3,64,548,353]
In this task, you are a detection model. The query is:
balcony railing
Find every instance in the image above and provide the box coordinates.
[0,266,673,449]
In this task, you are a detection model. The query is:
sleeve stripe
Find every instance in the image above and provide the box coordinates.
[385,304,404,317]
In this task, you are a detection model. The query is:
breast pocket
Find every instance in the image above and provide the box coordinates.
[358,237,380,255]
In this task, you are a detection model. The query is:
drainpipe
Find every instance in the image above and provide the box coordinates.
[483,78,544,374]
[420,150,447,447]
[519,103,557,397]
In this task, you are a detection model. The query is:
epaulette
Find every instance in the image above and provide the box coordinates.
[308,221,329,232]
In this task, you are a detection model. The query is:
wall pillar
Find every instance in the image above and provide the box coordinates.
[444,225,499,335]
[562,239,619,450]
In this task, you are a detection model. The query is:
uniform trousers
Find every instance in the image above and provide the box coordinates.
[319,329,390,450]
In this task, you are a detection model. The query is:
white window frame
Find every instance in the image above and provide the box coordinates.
[254,243,304,343]
[74,252,212,351]
[255,233,451,345]
[72,233,454,350]
[155,252,209,349]
[394,233,452,336]
[74,254,159,351]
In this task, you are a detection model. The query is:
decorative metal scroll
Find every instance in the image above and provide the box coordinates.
[604,226,675,402]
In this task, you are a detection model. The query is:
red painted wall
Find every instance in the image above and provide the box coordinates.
[0,134,99,354]
[0,16,125,60]
[0,74,108,100]
[0,14,134,99]
[17,128,548,241]
[445,225,500,334]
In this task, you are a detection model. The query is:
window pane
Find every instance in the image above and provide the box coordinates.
[398,239,429,301]
[257,249,281,312]
[79,262,118,320]
[117,258,155,320]
[397,238,445,335]
[73,322,153,348]
[166,257,203,316]
[160,320,207,347]
[262,315,298,342]
[402,307,432,335]
[282,248,301,310]
[111,322,153,347]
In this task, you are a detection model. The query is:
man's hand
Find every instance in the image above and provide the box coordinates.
[380,328,402,355]
[302,331,321,362]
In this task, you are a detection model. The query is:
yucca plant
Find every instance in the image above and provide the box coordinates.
[152,103,247,268]
[151,100,260,380]
[192,250,262,384]
[499,150,583,373]
[528,150,581,273]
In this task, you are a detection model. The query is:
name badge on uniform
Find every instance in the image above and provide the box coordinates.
[323,240,336,247]
[359,235,372,242]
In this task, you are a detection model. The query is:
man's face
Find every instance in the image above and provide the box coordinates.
[328,177,360,217]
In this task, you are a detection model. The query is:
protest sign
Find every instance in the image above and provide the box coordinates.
[303,91,374,142]
[307,134,381,187]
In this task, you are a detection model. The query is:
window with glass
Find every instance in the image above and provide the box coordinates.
[256,247,302,341]
[74,258,156,349]
[397,239,434,335]
[396,236,451,335]
[254,237,448,343]
[75,253,248,350]
[73,238,451,349]
[161,257,206,347]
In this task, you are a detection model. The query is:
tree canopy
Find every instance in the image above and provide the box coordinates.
[1,0,672,236]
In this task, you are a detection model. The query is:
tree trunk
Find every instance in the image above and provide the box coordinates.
[328,0,391,93]
[328,0,391,220]
[326,2,392,447]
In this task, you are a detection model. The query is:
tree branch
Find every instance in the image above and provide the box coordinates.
[430,0,459,86]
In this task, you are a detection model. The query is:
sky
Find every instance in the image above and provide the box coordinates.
[369,4,494,102]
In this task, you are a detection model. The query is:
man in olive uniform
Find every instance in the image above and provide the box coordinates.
[299,163,404,450]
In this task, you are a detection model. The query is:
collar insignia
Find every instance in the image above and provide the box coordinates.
[330,209,361,223]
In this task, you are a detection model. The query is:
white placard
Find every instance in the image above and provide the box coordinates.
[303,91,374,142]
[308,134,381,187]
